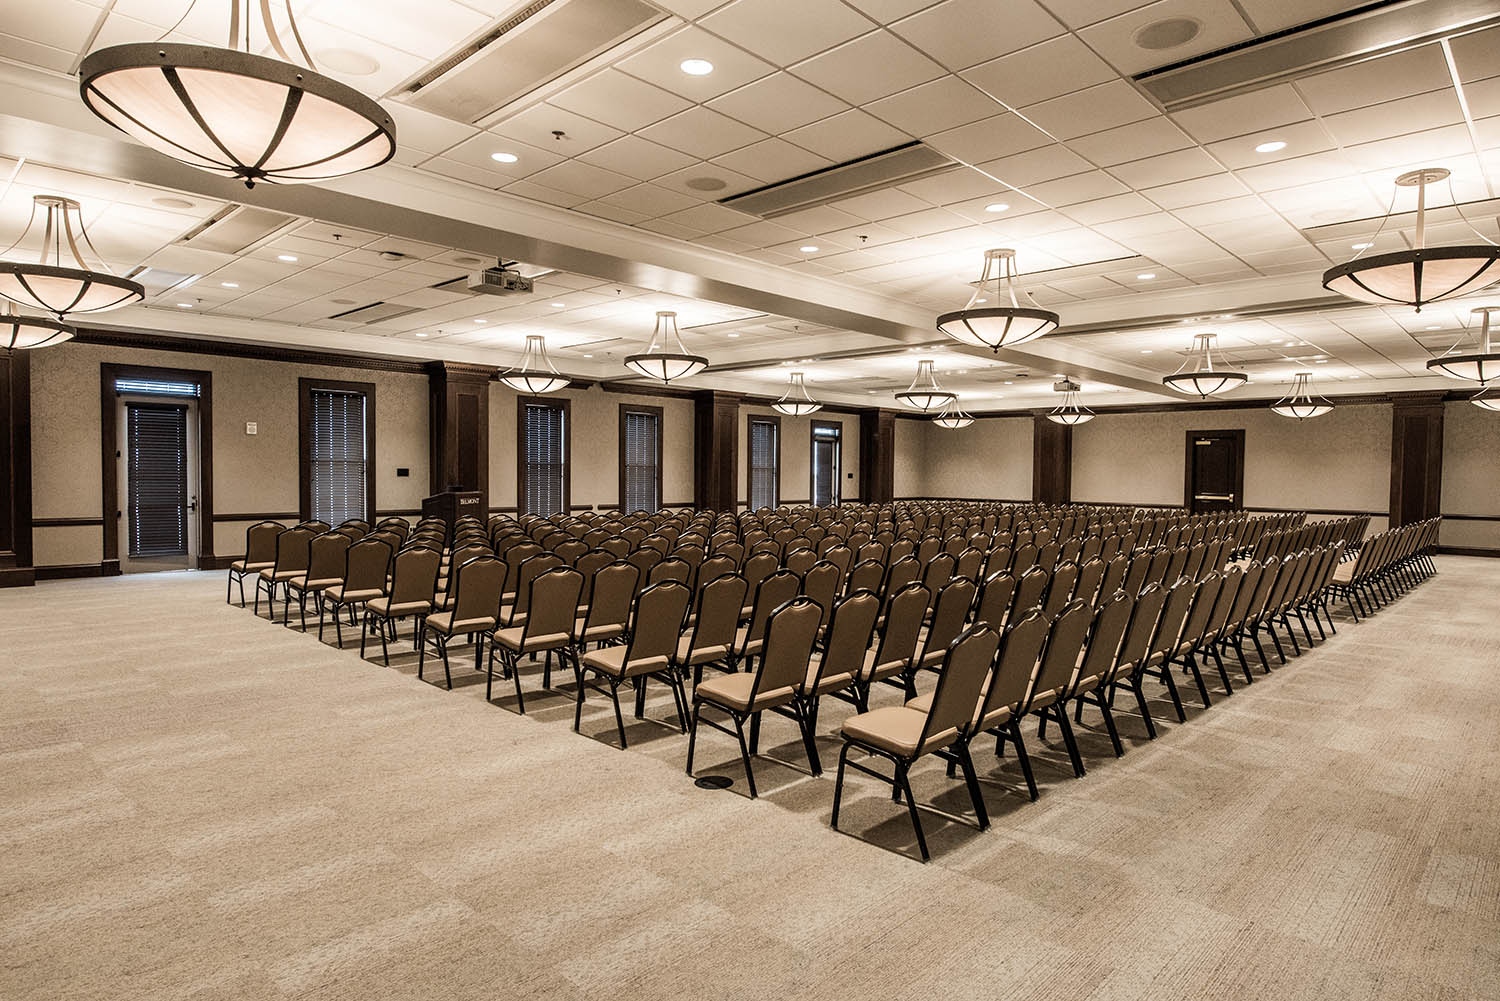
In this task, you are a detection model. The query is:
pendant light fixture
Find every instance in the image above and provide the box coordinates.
[0,195,144,318]
[1046,380,1094,425]
[937,248,1059,350]
[931,398,974,429]
[624,311,707,384]
[1270,371,1333,420]
[499,334,568,394]
[1162,333,1248,397]
[771,371,821,415]
[895,358,956,412]
[1427,306,1500,384]
[1470,388,1500,411]
[78,0,396,189]
[1,301,73,350]
[1322,168,1500,311]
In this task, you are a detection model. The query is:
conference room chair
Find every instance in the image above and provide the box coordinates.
[916,577,978,673]
[1042,561,1080,618]
[1058,590,1133,759]
[1022,601,1093,778]
[857,581,930,707]
[227,520,284,606]
[1073,557,1107,608]
[500,552,565,630]
[361,546,441,666]
[647,556,692,588]
[572,560,638,657]
[973,570,1016,632]
[575,580,693,748]
[488,566,583,713]
[1012,565,1048,617]
[675,572,746,689]
[832,623,1001,862]
[319,538,391,646]
[797,589,880,770]
[1134,579,1197,729]
[688,596,823,798]
[785,547,817,576]
[1081,583,1167,741]
[732,569,799,672]
[845,558,884,598]
[418,555,504,689]
[283,531,350,630]
[253,525,314,618]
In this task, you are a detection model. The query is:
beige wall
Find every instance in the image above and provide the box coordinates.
[1441,400,1500,550]
[736,406,860,507]
[488,383,695,512]
[914,415,1033,501]
[29,341,429,567]
[893,417,924,499]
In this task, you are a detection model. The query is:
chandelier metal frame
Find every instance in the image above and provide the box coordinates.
[1162,333,1248,398]
[895,358,956,412]
[499,333,569,394]
[623,311,707,384]
[1270,371,1333,420]
[1,301,74,350]
[771,371,822,415]
[0,195,145,318]
[936,248,1059,350]
[1427,306,1500,384]
[931,397,974,429]
[1046,381,1094,425]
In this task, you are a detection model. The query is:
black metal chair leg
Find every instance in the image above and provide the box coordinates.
[610,679,628,747]
[685,701,701,774]
[440,637,452,690]
[1008,721,1038,801]
[831,742,851,829]
[1131,679,1158,739]
[956,741,988,831]
[732,714,757,798]
[896,762,928,862]
[1053,705,1086,778]
[1158,662,1187,721]
[1186,654,1212,708]
[1096,693,1124,756]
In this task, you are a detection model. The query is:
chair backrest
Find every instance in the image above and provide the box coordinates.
[915,624,1002,754]
[523,568,584,641]
[1111,582,1167,681]
[975,610,1049,729]
[741,550,780,597]
[873,581,931,671]
[785,548,817,576]
[620,581,692,672]
[807,590,880,690]
[273,526,316,573]
[511,553,565,618]
[884,555,921,597]
[343,537,392,593]
[1042,561,1080,617]
[1026,601,1093,709]
[747,597,823,706]
[648,556,691,588]
[687,573,747,652]
[801,561,841,630]
[921,577,978,664]
[847,558,884,595]
[389,547,441,605]
[574,550,615,606]
[974,570,1016,631]
[1013,565,1049,615]
[1099,554,1130,598]
[243,521,285,563]
[1074,557,1107,607]
[1205,564,1244,640]
[921,552,958,592]
[451,555,505,623]
[1164,545,1191,585]
[745,569,800,644]
[1073,589,1133,691]
[305,532,352,581]
[1146,579,1196,662]
[1179,573,1223,647]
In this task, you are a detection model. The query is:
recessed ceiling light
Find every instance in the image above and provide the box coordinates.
[1004,380,1013,385]
[1137,272,1156,280]
[474,318,487,323]
[1255,140,1287,153]
[551,302,565,308]
[1349,374,1360,378]
[799,245,819,253]
[1141,349,1153,354]
[984,202,1009,213]
[975,298,987,303]
[583,353,593,358]
[278,254,298,262]
[175,302,192,308]
[1314,359,1328,364]
[414,332,428,338]
[1425,324,1440,330]
[491,152,518,163]
[220,281,238,288]
[727,332,740,338]
[1352,241,1373,250]
[680,58,714,76]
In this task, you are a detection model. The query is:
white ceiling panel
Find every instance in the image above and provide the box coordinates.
[1296,44,1454,116]
[616,25,776,100]
[960,35,1118,109]
[789,30,946,105]
[638,106,767,159]
[1077,0,1254,76]
[705,72,850,134]
[890,0,1062,71]
[700,0,874,65]
[782,109,911,161]
[1169,83,1313,143]
[865,77,1002,137]
[1021,80,1159,140]
[550,69,694,132]
[577,136,698,182]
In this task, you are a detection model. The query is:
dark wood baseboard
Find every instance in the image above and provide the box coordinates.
[199,555,238,570]
[0,566,36,588]
[34,562,107,581]
[1437,546,1500,558]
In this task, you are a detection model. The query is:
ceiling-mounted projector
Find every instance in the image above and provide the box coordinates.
[467,260,533,296]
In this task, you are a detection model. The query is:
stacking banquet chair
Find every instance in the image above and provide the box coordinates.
[1170,573,1225,708]
[418,555,505,690]
[253,525,314,618]
[731,569,799,672]
[1022,602,1094,779]
[488,567,583,713]
[1012,566,1049,617]
[573,561,638,660]
[687,596,823,798]
[283,531,350,630]
[361,546,441,666]
[575,580,693,747]
[500,552,565,633]
[1055,590,1133,760]
[227,520,284,605]
[832,623,1001,862]
[855,581,929,709]
[675,573,747,688]
[915,577,978,675]
[846,558,884,597]
[801,561,842,635]
[1128,578,1197,730]
[1042,562,1080,617]
[319,538,391,646]
[795,590,880,772]
[973,570,1016,632]
[1215,558,1269,679]
[1083,582,1168,740]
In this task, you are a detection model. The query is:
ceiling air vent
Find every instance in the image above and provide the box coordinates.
[178,206,297,254]
[400,0,667,124]
[1135,0,1500,111]
[720,142,957,219]
[328,302,422,324]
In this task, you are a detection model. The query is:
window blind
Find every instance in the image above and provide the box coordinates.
[309,388,368,525]
[621,409,661,513]
[523,401,567,516]
[126,402,188,557]
[812,424,840,507]
[748,418,778,510]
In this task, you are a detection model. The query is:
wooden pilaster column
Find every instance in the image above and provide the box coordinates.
[1389,391,1445,527]
[1032,414,1072,504]
[0,348,33,587]
[859,407,895,504]
[693,390,739,512]
[427,362,494,513]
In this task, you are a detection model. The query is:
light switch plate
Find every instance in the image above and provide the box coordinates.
[245,421,258,435]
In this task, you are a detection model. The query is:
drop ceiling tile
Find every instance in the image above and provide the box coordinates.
[711,138,833,182]
[1340,124,1476,173]
[1066,116,1194,167]
[843,0,944,21]
[961,35,1117,108]
[617,26,776,101]
[550,69,694,132]
[706,72,850,134]
[897,166,1010,205]
[1025,170,1130,207]
[783,109,911,162]
[1040,0,1158,28]
[418,157,506,189]
[717,220,816,247]
[527,160,637,200]
[1078,0,1254,75]
[639,106,767,159]
[880,206,971,237]
[578,136,697,182]
[385,103,479,155]
[829,187,934,220]
[597,182,702,216]
[661,202,762,235]
[1234,0,1376,33]
[865,77,1003,136]
[1169,193,1262,224]
[977,144,1093,188]
[924,113,1051,165]
[1448,24,1500,83]
[1461,76,1500,120]
[487,103,624,155]
[1107,147,1221,188]
[700,0,874,65]
[889,0,1061,70]
[1205,119,1335,168]
[789,30,945,105]
[1144,172,1252,209]
[1063,192,1159,225]
[654,163,763,199]
[768,204,867,235]
[443,133,565,180]
[500,179,590,209]
[1297,44,1452,116]
[1021,80,1158,140]
[1169,83,1313,143]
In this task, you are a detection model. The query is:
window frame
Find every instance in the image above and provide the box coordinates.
[810,418,842,507]
[747,413,781,511]
[618,403,664,514]
[516,395,571,516]
[298,377,377,525]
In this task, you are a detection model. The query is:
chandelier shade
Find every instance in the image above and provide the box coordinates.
[499,334,568,394]
[937,248,1058,350]
[1046,385,1094,425]
[1322,168,1500,310]
[0,196,144,318]
[895,359,955,412]
[1,304,73,350]
[1471,388,1500,411]
[623,311,707,384]
[1270,372,1333,420]
[931,398,974,429]
[771,371,822,415]
[78,4,395,190]
[1162,333,1248,398]
[1426,306,1500,384]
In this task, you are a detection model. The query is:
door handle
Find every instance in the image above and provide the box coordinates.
[1194,493,1234,502]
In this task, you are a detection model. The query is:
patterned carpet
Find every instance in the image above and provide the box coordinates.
[2,559,1497,1000]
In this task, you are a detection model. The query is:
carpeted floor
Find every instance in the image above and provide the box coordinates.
[2,558,1497,1000]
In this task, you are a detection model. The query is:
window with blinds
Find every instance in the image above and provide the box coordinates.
[748,417,779,511]
[522,400,568,516]
[812,421,841,507]
[620,407,662,513]
[126,402,188,557]
[309,388,369,525]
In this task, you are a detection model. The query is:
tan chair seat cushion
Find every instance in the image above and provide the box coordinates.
[581,646,670,679]
[289,576,342,592]
[1332,562,1355,583]
[499,607,529,627]
[367,596,432,617]
[494,627,570,653]
[803,661,855,696]
[231,559,274,572]
[326,585,383,603]
[676,635,728,665]
[858,648,905,683]
[841,705,955,757]
[258,567,304,581]
[907,689,1018,733]
[733,626,763,657]
[427,610,496,636]
[575,619,625,643]
[695,672,794,712]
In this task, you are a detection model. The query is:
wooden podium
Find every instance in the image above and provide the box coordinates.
[421,490,483,530]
